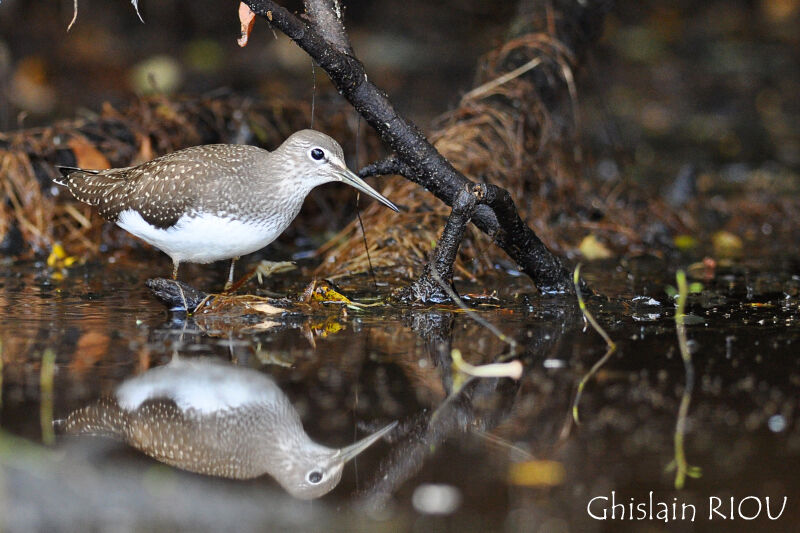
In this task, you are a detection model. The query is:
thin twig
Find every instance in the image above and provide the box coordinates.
[354,117,378,289]
[310,61,317,129]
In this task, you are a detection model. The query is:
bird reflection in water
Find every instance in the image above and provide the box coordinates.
[59,357,396,499]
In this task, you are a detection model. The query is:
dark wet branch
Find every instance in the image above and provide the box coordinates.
[362,305,583,507]
[357,155,413,181]
[243,0,576,293]
[303,0,352,55]
[146,279,210,311]
[480,184,577,294]
[397,186,478,304]
[398,182,588,303]
[361,376,521,509]
[404,311,456,394]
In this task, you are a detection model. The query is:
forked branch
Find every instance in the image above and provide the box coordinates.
[243,0,575,294]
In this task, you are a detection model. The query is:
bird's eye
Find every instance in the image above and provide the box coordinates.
[307,470,324,484]
[310,148,325,161]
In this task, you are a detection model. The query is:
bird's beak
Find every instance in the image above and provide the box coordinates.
[338,167,399,212]
[337,420,397,463]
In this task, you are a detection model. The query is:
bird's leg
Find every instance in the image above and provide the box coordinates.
[171,260,189,313]
[223,257,239,292]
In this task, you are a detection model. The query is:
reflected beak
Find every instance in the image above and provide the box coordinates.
[338,167,399,212]
[338,421,398,463]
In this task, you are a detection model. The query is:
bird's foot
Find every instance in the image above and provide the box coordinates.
[222,260,296,295]
[253,260,296,284]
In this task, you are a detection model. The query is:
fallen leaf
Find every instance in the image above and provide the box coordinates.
[68,137,110,170]
[673,234,699,251]
[247,302,285,315]
[712,230,743,259]
[47,243,79,270]
[451,349,523,379]
[508,460,566,487]
[70,330,111,374]
[578,234,613,260]
[302,279,353,304]
[238,2,256,47]
[315,286,351,304]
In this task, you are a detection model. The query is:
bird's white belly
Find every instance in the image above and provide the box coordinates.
[115,358,283,415]
[117,209,285,263]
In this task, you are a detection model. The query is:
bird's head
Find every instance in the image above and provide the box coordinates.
[275,420,397,500]
[276,129,398,212]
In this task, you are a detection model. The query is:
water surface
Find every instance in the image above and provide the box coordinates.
[1,255,798,532]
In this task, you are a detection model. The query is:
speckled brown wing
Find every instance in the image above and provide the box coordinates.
[60,395,264,479]
[117,151,203,229]
[55,145,261,230]
[57,156,197,230]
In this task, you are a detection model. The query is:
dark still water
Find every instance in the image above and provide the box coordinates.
[0,255,798,532]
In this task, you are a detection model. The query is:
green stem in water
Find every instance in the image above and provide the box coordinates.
[572,264,617,424]
[671,270,702,489]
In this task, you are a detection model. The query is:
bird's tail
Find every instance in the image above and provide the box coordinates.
[53,165,100,186]
[57,396,130,439]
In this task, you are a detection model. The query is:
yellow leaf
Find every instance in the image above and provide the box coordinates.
[508,460,566,487]
[47,243,80,272]
[712,231,743,259]
[310,282,352,304]
[578,234,613,260]
[673,234,698,251]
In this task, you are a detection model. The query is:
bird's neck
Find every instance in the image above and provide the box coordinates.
[245,158,315,225]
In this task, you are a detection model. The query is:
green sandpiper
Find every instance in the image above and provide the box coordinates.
[59,357,397,499]
[54,129,398,289]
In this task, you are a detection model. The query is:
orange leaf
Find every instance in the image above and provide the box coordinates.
[67,137,110,171]
[238,2,256,48]
[70,330,111,374]
[135,134,154,164]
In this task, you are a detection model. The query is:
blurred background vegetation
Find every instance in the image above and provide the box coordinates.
[1,0,799,255]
